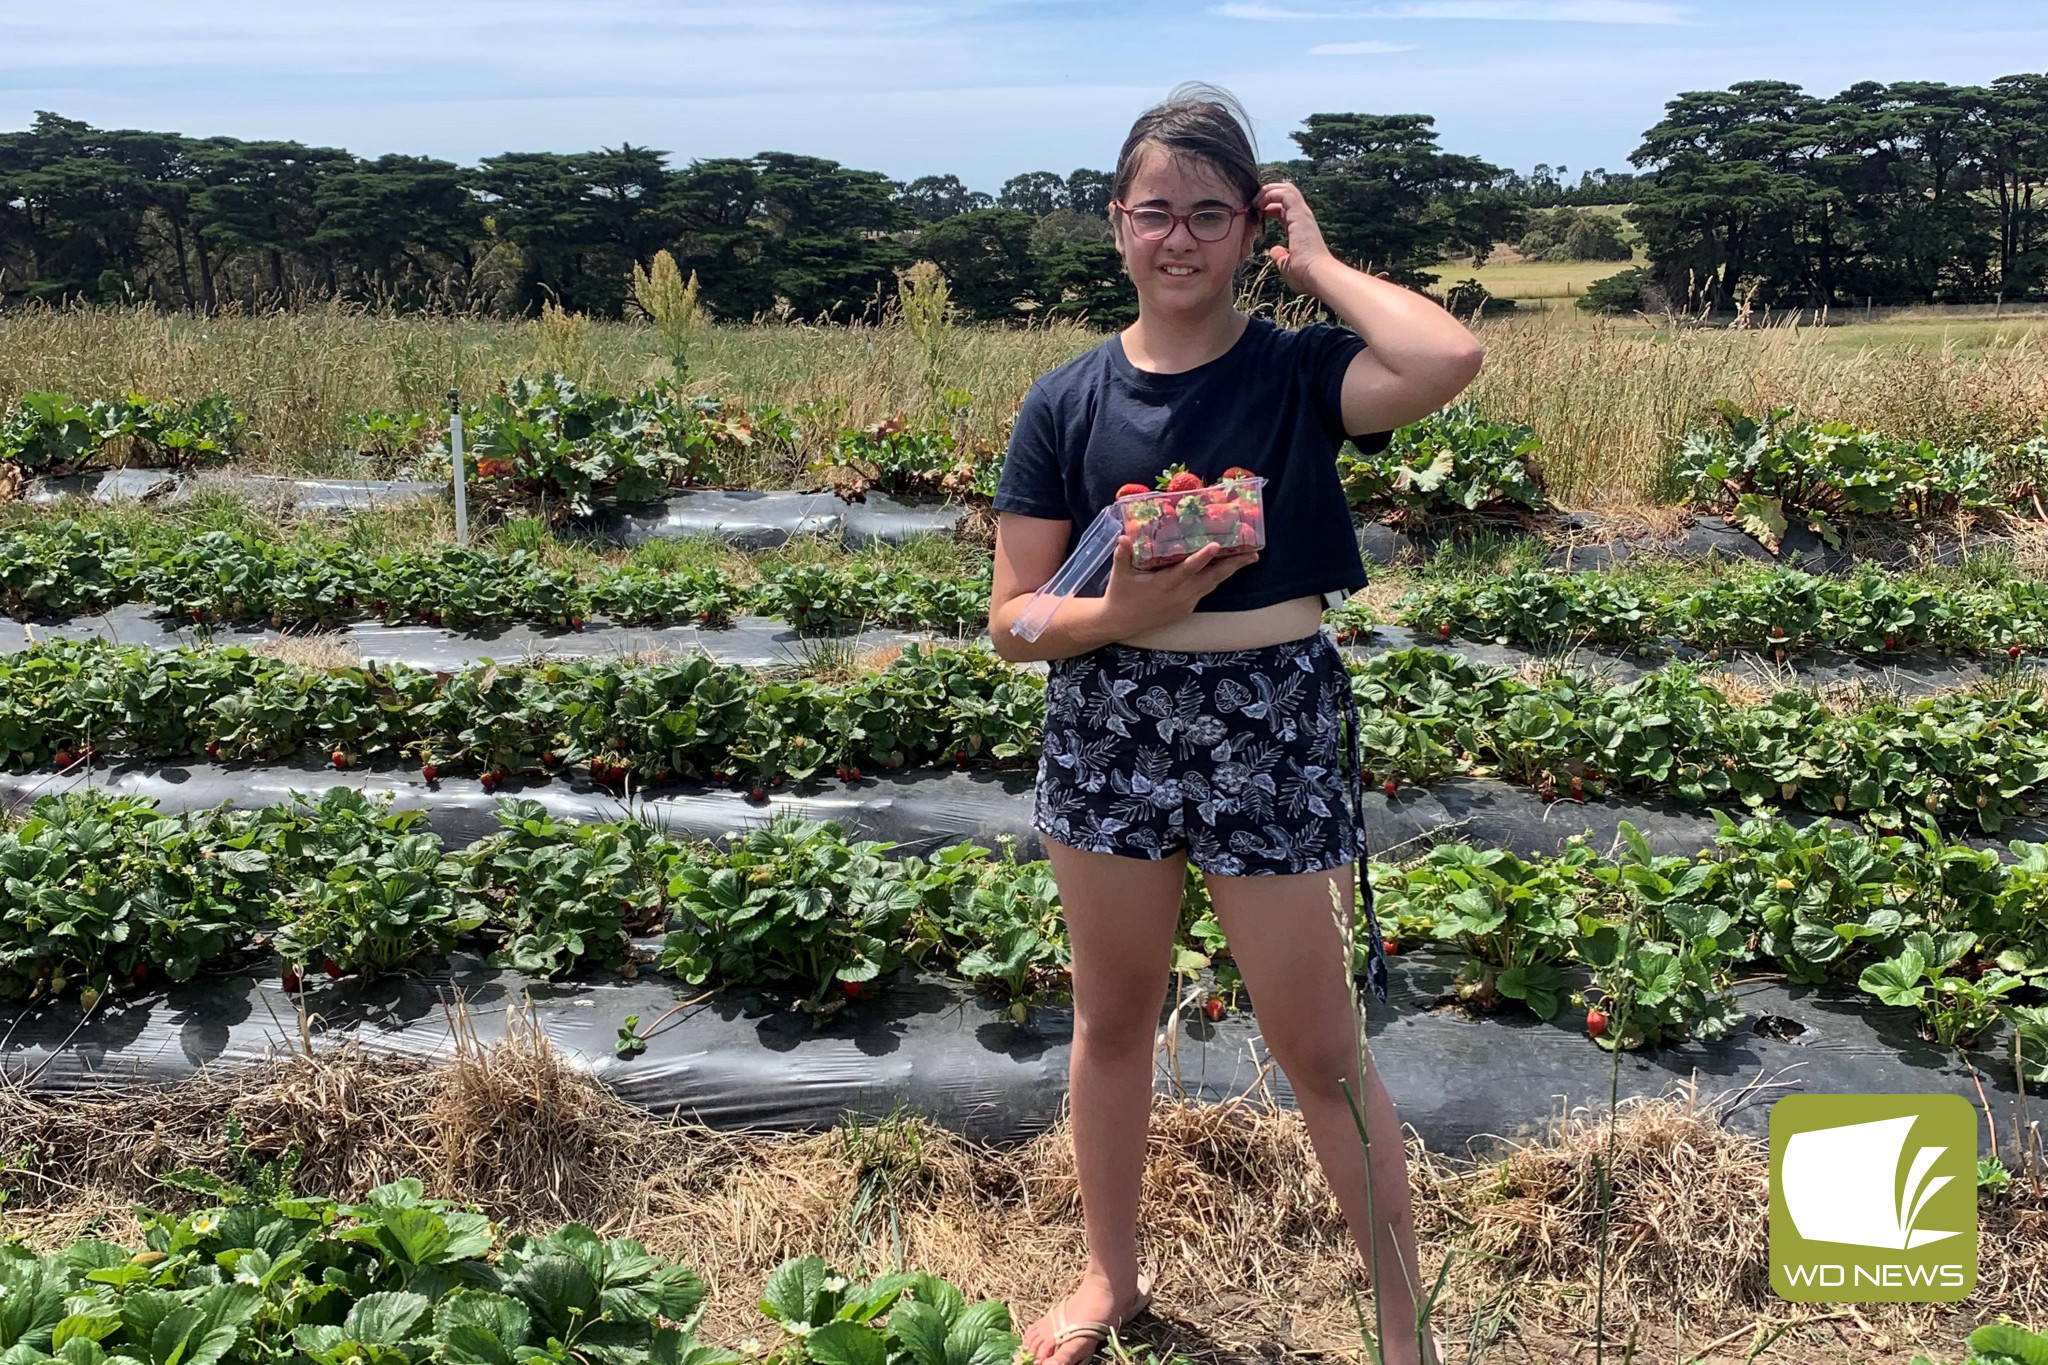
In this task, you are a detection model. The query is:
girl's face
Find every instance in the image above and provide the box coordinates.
[1111,145,1257,317]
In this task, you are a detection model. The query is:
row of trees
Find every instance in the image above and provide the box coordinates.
[6,70,2043,321]
[1628,74,2048,309]
[0,109,1538,322]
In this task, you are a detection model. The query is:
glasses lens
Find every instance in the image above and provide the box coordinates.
[1128,209,1173,239]
[1189,210,1235,241]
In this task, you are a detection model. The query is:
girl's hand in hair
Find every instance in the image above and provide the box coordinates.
[1254,180,1336,296]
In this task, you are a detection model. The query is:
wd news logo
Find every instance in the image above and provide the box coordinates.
[1770,1094,1978,1302]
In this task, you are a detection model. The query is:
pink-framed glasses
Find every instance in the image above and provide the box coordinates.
[1109,200,1253,242]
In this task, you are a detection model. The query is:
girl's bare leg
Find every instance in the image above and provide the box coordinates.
[1203,859,1428,1365]
[1022,835,1186,1365]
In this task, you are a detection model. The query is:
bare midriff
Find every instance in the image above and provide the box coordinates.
[1112,593,1327,653]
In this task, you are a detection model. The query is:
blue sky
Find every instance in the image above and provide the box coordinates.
[1,1,2042,190]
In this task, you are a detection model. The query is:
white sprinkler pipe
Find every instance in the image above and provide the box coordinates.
[449,388,468,548]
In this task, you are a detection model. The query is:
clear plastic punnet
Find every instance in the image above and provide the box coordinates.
[1007,505,1122,643]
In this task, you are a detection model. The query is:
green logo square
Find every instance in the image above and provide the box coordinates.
[1770,1094,1978,1303]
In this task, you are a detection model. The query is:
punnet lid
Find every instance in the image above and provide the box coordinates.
[1006,505,1122,643]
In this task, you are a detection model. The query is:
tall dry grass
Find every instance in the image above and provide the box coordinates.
[1469,307,2048,502]
[4,302,2047,503]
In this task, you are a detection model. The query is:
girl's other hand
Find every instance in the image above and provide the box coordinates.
[1099,533,1259,637]
[1254,180,1335,296]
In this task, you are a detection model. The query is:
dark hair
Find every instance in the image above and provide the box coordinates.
[1111,82,1261,210]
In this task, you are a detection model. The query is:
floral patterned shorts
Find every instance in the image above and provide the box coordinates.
[1034,626,1389,1001]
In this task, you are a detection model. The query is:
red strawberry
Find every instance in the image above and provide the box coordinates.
[542,751,557,767]
[1382,777,1398,797]
[570,618,585,632]
[842,980,863,999]
[1586,1008,1608,1038]
[835,766,849,781]
[421,763,438,783]
[955,748,971,765]
[749,786,767,802]
[699,611,711,623]
[847,766,863,781]
[1115,482,1150,499]
[2011,646,2024,660]
[480,772,499,793]
[771,774,784,787]
[1570,775,1584,801]
[53,749,74,767]
[1220,466,1255,482]
[331,751,348,770]
[1165,470,1202,493]
[1203,998,1224,1022]
[1200,506,1238,537]
[1884,636,1896,650]
[1383,939,1400,956]
[1770,626,1786,639]
[1437,621,1451,638]
[282,967,302,992]
[206,741,221,760]
[322,958,344,980]
[132,962,149,985]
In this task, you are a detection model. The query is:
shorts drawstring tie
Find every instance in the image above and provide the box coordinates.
[1330,634,1390,1005]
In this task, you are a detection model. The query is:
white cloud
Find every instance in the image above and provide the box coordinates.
[1308,39,1421,52]
[1214,0,1689,21]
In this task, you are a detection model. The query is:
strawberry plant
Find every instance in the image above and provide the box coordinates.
[817,416,965,497]
[661,815,923,1010]
[1572,823,1745,1048]
[1859,929,2025,1046]
[274,830,481,979]
[1376,842,1588,1018]
[0,389,246,476]
[1338,401,1546,524]
[460,799,672,975]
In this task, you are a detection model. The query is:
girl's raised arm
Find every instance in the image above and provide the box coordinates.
[1253,179,1486,436]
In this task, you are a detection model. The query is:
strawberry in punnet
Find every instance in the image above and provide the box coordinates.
[1203,997,1225,1022]
[1156,463,1202,493]
[1115,482,1150,499]
[1220,466,1255,482]
[1200,501,1240,539]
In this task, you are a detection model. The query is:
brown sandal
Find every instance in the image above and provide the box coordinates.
[1047,1269,1155,1358]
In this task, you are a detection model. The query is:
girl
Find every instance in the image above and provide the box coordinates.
[987,85,1483,1365]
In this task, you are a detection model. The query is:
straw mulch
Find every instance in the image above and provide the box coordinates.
[3,1015,2041,1365]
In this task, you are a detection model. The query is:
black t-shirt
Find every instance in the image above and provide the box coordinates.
[992,316,1392,613]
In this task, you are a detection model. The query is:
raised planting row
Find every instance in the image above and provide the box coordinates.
[1676,401,2042,551]
[0,390,248,477]
[5,785,2044,1086]
[372,373,991,515]
[12,640,2048,830]
[0,790,1075,1020]
[1373,564,2048,660]
[0,1185,1020,1365]
[1375,820,2048,1061]
[0,522,992,633]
